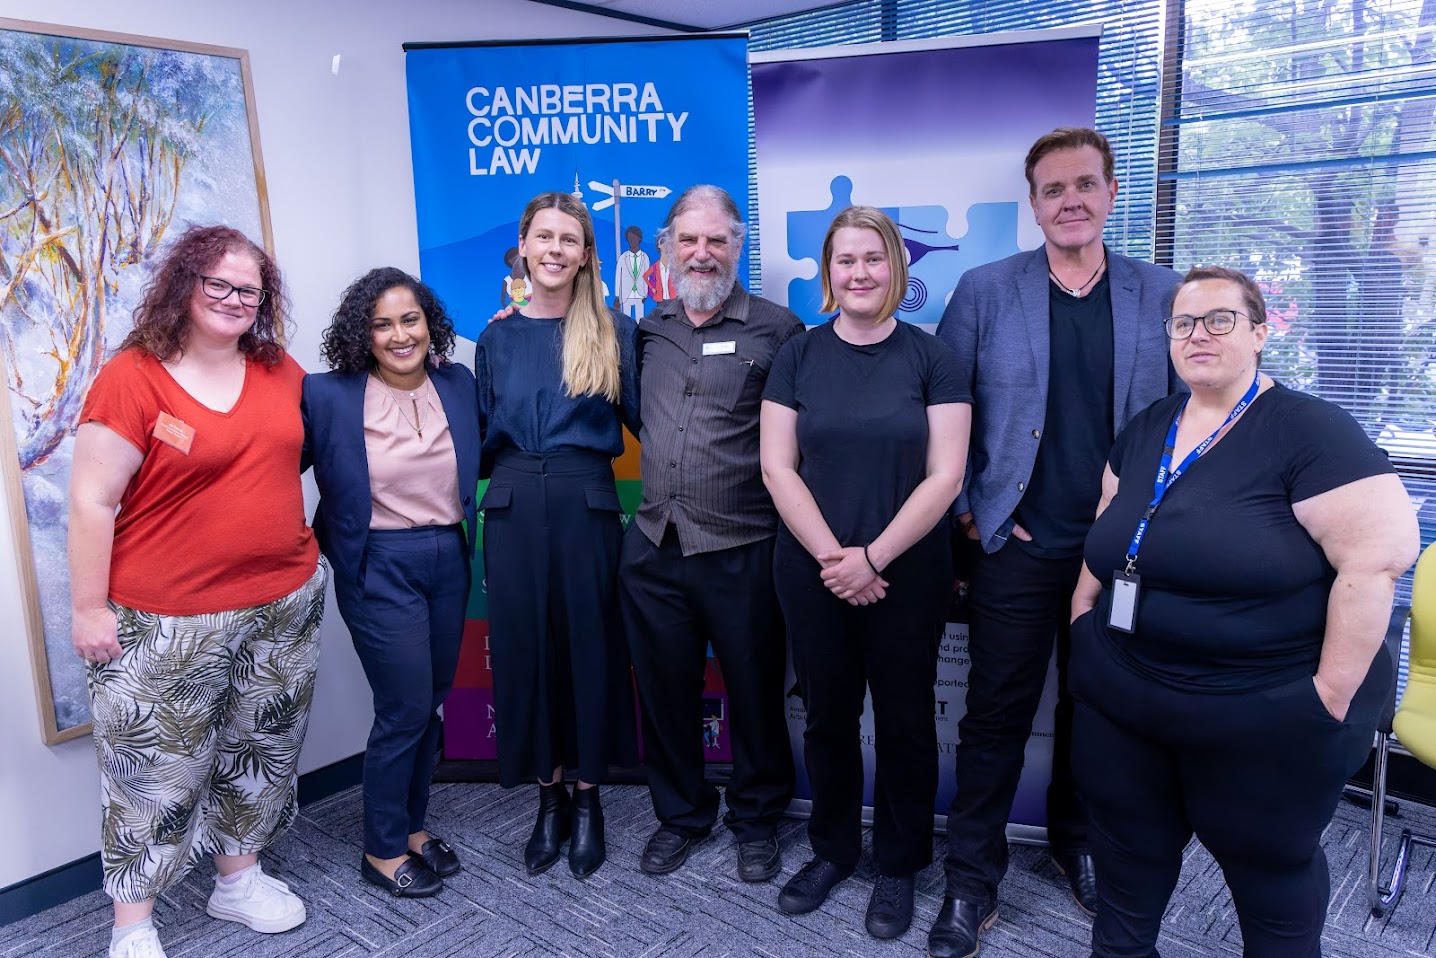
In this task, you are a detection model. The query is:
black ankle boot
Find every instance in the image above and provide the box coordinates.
[525,781,571,875]
[568,785,605,879]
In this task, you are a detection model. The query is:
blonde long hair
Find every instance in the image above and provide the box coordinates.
[518,192,621,402]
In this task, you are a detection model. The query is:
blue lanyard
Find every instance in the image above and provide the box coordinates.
[1124,373,1260,573]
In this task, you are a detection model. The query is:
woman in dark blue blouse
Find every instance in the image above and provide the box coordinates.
[474,191,639,880]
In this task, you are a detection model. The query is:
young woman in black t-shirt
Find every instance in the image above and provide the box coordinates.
[760,206,972,939]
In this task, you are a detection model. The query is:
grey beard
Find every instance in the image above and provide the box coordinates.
[676,265,735,314]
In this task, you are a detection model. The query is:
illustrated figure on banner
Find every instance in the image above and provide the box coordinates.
[615,225,651,319]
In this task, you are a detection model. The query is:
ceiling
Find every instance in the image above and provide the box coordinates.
[527,0,847,31]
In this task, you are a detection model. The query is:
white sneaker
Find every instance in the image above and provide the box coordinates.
[205,863,307,933]
[110,925,167,958]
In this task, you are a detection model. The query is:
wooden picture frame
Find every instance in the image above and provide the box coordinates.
[0,18,273,744]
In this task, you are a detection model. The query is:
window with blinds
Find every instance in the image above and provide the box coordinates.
[741,1,1434,579]
[1157,0,1436,588]
[743,0,1167,285]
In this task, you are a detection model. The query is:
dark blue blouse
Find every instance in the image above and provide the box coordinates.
[473,309,639,473]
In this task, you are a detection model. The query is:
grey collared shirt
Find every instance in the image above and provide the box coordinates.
[635,285,806,556]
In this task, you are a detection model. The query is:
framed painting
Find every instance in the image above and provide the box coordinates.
[0,18,273,744]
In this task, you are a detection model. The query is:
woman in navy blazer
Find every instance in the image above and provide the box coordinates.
[303,267,480,898]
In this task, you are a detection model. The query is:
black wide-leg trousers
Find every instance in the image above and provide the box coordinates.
[1069,613,1387,958]
[776,533,950,875]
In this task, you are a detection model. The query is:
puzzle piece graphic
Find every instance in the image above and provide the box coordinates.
[785,175,1022,328]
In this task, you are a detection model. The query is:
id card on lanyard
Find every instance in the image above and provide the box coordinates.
[1109,373,1261,633]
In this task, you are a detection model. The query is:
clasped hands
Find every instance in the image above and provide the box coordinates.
[817,546,888,606]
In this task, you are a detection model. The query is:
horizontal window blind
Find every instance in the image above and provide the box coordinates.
[743,0,1167,291]
[1157,0,1436,600]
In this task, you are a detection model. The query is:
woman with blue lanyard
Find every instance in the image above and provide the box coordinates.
[1069,265,1418,957]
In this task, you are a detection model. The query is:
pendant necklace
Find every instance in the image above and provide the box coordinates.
[1049,249,1107,297]
[375,369,429,440]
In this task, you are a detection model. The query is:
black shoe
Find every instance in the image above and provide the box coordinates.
[927,896,998,958]
[777,856,854,915]
[361,855,443,897]
[524,781,571,875]
[1051,852,1098,917]
[865,874,915,939]
[409,835,461,878]
[737,837,781,883]
[569,786,605,879]
[640,826,709,876]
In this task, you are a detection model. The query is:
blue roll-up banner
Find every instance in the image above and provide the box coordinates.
[404,34,751,342]
[404,34,751,764]
[752,28,1101,839]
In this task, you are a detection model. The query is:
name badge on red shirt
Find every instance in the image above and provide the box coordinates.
[153,411,195,455]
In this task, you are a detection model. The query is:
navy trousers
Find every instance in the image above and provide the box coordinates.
[1069,613,1387,958]
[333,525,469,860]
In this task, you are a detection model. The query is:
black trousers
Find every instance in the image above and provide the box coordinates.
[333,526,468,859]
[943,540,1087,903]
[776,533,949,875]
[1069,613,1386,958]
[620,525,794,841]
[484,450,637,787]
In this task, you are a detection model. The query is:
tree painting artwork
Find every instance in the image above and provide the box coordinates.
[0,19,271,744]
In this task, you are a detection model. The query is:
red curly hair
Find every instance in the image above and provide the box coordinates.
[119,225,287,365]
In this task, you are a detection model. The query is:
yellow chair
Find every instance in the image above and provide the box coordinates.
[1370,541,1436,916]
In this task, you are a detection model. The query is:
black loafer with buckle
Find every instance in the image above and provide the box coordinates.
[361,856,443,898]
[409,835,461,878]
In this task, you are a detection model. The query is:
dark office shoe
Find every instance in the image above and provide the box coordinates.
[524,781,571,875]
[361,856,443,898]
[640,826,709,875]
[927,896,998,958]
[409,835,461,878]
[777,856,854,915]
[568,786,606,879]
[865,874,915,939]
[1050,851,1098,917]
[737,837,781,882]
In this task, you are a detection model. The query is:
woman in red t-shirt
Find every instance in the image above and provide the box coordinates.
[69,226,327,958]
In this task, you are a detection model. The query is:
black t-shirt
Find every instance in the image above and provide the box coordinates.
[764,320,970,549]
[1014,275,1115,558]
[1083,383,1395,693]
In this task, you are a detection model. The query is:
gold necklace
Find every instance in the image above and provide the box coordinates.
[374,369,429,440]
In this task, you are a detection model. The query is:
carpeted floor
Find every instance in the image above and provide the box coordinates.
[4,781,1436,957]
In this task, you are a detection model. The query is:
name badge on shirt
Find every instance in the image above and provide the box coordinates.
[153,411,195,455]
[702,341,737,356]
[1108,570,1141,634]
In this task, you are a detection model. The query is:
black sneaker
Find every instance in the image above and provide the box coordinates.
[865,874,915,939]
[777,856,854,915]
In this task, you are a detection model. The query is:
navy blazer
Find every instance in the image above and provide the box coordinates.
[302,362,482,587]
[935,245,1181,553]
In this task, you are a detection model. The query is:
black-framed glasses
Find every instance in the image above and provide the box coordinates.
[199,275,267,308]
[1164,308,1254,340]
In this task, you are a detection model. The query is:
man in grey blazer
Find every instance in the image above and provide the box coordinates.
[929,128,1181,958]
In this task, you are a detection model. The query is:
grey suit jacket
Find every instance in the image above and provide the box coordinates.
[935,245,1181,553]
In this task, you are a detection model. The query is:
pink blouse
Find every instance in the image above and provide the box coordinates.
[363,374,463,530]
